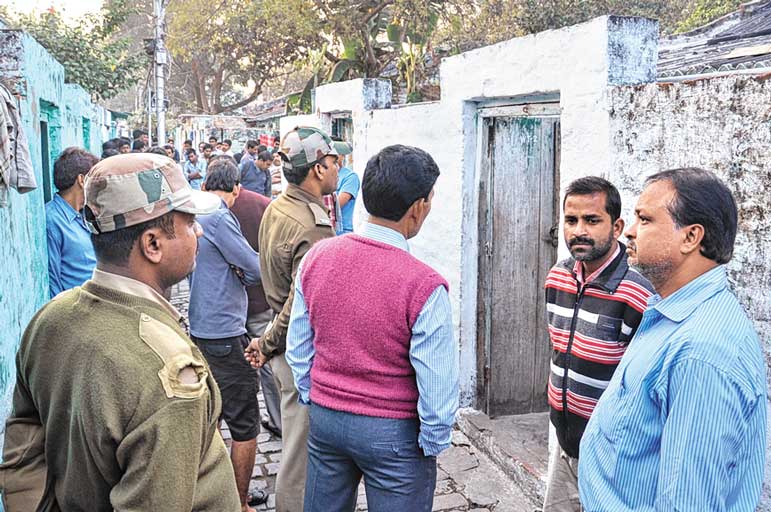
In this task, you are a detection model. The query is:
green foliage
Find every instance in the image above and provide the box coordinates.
[166,0,321,113]
[676,0,743,32]
[12,0,146,101]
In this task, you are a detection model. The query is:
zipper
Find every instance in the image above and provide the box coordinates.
[561,284,586,433]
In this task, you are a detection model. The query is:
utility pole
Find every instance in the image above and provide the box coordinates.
[153,0,167,145]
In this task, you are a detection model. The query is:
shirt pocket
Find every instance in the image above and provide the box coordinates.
[593,367,631,444]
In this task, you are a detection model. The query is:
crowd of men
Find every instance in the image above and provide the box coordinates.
[0,122,765,512]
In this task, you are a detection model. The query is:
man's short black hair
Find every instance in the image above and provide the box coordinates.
[183,139,193,146]
[563,176,622,222]
[223,139,232,146]
[646,168,737,264]
[132,139,145,151]
[246,140,259,149]
[257,150,272,162]
[257,144,268,153]
[202,143,214,151]
[102,140,117,152]
[91,212,175,265]
[185,148,197,156]
[362,145,440,222]
[132,129,146,140]
[204,157,240,192]
[101,148,120,159]
[53,147,99,191]
[209,136,218,142]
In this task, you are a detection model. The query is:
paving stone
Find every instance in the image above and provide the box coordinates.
[438,446,479,475]
[266,462,281,476]
[435,478,454,495]
[256,433,271,443]
[258,441,283,453]
[253,454,268,465]
[269,452,282,462]
[432,492,468,511]
[249,478,268,490]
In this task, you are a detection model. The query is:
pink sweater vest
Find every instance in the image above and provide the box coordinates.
[301,234,448,419]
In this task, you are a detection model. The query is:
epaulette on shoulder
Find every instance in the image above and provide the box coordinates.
[307,202,332,228]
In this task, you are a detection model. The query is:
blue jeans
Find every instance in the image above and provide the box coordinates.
[304,403,437,512]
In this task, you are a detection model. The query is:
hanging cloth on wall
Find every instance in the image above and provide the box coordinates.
[0,82,37,207]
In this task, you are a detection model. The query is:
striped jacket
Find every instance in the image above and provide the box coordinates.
[544,242,654,458]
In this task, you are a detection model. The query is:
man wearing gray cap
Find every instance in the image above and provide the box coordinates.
[245,126,350,512]
[0,153,240,511]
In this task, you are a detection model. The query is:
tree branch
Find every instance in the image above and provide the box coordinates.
[216,83,262,114]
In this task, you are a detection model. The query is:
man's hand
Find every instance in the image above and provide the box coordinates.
[244,338,268,369]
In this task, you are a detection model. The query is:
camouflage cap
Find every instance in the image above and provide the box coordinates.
[279,126,352,171]
[84,153,221,233]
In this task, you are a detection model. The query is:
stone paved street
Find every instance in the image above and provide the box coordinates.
[220,422,537,512]
[172,283,538,512]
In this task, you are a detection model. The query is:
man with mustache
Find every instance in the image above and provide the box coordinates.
[543,177,654,511]
[579,169,766,511]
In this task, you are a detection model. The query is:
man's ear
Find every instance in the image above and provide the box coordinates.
[613,217,625,239]
[681,223,705,256]
[138,227,164,264]
[77,174,86,188]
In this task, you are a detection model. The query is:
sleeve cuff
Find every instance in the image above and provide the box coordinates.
[418,437,450,457]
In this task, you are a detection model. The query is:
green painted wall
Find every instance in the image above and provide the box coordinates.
[0,29,111,467]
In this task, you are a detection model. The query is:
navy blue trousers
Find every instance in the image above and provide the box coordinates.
[304,403,437,512]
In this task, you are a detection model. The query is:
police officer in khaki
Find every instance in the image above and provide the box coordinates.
[245,126,350,512]
[0,153,241,511]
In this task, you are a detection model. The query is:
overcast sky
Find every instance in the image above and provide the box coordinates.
[6,0,103,21]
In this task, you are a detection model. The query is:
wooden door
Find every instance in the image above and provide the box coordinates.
[477,105,560,417]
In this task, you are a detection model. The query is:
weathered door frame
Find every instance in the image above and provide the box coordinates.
[475,101,561,416]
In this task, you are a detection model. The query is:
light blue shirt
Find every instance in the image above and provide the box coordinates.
[579,266,767,512]
[336,167,360,233]
[45,194,96,298]
[184,159,206,190]
[286,222,459,456]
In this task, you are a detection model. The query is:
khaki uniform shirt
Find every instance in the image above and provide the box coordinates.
[258,184,334,357]
[0,271,239,511]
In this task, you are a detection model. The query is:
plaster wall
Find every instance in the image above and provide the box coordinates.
[0,30,107,458]
[608,75,771,508]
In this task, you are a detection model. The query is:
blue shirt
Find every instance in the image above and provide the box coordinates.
[189,200,261,339]
[579,266,766,512]
[286,222,459,456]
[45,194,96,298]
[336,167,360,233]
[183,159,206,190]
[240,159,271,197]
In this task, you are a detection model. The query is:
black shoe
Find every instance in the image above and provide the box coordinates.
[261,419,282,438]
[248,490,268,506]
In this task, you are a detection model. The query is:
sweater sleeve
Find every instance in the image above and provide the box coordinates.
[214,213,261,286]
[111,398,216,511]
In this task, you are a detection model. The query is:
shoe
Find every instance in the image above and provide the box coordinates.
[261,419,282,438]
[248,490,268,506]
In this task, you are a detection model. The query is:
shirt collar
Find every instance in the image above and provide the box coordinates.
[651,265,727,322]
[54,193,81,222]
[91,269,183,321]
[574,243,621,286]
[360,222,410,252]
[284,184,325,209]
